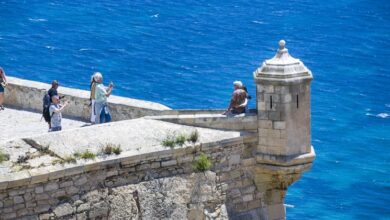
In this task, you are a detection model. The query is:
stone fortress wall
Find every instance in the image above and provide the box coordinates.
[0,40,315,220]
[0,133,263,219]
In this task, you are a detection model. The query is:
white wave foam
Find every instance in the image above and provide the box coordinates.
[79,48,94,51]
[285,204,295,208]
[45,46,55,50]
[366,112,389,118]
[151,13,159,18]
[252,20,265,24]
[28,18,47,22]
[377,113,389,118]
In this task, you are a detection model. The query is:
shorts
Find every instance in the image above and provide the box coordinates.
[0,86,4,93]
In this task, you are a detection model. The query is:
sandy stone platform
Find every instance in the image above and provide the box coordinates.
[0,108,86,143]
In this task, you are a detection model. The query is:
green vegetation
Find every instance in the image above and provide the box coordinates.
[79,150,96,159]
[162,134,176,148]
[101,143,122,155]
[73,150,96,160]
[162,130,200,148]
[52,156,77,165]
[112,145,122,155]
[0,150,10,163]
[188,130,199,143]
[193,153,212,172]
[175,134,187,146]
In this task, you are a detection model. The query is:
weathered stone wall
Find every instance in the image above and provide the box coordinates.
[4,77,171,121]
[0,136,266,219]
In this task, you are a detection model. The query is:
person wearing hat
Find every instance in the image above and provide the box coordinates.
[48,80,60,102]
[223,80,248,115]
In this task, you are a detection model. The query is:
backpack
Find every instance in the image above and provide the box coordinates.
[242,86,252,100]
[42,93,51,123]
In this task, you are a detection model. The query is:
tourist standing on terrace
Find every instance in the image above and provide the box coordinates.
[90,73,98,124]
[0,67,7,110]
[48,80,60,102]
[94,72,113,124]
[49,95,70,132]
[223,81,248,115]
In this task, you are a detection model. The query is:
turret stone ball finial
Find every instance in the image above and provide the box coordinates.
[279,40,286,49]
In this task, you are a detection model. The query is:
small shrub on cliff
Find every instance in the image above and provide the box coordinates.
[75,150,96,160]
[175,133,187,146]
[112,145,122,155]
[0,150,10,163]
[162,130,200,148]
[162,134,176,148]
[193,153,212,172]
[101,143,122,155]
[188,130,199,143]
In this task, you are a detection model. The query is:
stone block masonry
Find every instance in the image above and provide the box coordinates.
[0,136,264,219]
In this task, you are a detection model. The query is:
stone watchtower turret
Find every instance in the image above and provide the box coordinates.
[253,40,315,219]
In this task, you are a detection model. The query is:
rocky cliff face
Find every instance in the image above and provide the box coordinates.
[38,172,228,220]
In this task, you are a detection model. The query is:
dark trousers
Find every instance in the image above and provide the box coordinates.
[232,107,246,114]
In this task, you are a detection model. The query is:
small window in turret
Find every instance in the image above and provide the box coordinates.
[270,96,273,109]
[296,94,299,108]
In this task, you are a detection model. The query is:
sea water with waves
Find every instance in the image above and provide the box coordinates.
[0,0,389,219]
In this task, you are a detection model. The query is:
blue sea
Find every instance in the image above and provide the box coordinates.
[1,0,389,219]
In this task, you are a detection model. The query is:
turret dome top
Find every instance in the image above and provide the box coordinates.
[254,40,312,82]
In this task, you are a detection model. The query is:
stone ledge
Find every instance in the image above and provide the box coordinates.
[256,146,315,167]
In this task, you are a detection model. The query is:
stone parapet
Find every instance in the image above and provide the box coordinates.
[147,112,258,132]
[4,76,171,121]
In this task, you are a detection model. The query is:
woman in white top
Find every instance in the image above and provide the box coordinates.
[93,72,113,124]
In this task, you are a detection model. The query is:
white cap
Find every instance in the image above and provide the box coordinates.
[93,72,103,81]
[233,81,243,88]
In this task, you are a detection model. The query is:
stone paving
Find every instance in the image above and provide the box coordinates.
[0,110,244,176]
[0,108,86,143]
